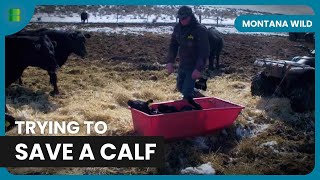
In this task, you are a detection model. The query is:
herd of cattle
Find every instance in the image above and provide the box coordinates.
[4,26,224,131]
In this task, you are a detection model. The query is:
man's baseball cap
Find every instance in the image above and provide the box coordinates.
[177,6,193,19]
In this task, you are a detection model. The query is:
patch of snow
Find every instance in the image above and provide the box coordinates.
[215,26,288,36]
[259,141,279,153]
[16,110,31,120]
[31,13,177,24]
[29,5,273,25]
[236,124,253,138]
[236,123,270,139]
[200,17,235,26]
[54,26,174,35]
[181,162,216,175]
[253,124,270,137]
[49,24,287,37]
[32,13,80,23]
[30,7,288,37]
[260,141,278,147]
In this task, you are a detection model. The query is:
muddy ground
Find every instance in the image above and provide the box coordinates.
[27,23,313,74]
[6,23,315,175]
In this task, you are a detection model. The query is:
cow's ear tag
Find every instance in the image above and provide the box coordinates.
[34,43,41,50]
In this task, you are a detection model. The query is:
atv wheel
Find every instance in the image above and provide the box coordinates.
[251,73,276,96]
[289,83,315,112]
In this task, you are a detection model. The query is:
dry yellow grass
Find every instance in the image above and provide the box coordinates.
[6,63,255,136]
[6,52,314,175]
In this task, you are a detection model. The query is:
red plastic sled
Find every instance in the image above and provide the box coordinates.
[129,97,244,140]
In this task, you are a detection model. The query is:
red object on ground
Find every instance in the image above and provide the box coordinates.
[129,97,244,140]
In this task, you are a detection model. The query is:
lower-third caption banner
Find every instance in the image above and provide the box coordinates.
[0,136,164,167]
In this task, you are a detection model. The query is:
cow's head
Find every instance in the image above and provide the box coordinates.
[33,35,59,73]
[67,31,91,58]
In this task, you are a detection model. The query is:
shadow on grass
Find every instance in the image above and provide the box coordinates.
[6,84,58,114]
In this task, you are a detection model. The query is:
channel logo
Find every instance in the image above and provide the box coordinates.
[9,8,21,22]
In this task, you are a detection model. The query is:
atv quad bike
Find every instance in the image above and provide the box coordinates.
[251,49,315,112]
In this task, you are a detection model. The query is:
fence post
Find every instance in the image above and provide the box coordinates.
[216,17,218,26]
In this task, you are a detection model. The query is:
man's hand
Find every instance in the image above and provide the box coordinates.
[191,69,202,80]
[166,63,174,74]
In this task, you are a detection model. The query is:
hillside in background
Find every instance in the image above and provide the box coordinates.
[32,5,270,24]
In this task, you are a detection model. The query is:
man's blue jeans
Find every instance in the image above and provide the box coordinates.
[176,68,195,99]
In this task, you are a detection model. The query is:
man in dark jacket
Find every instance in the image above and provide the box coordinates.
[166,6,210,100]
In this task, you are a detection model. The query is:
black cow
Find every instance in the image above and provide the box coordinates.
[5,35,58,88]
[208,27,224,70]
[5,35,58,132]
[17,28,91,95]
[81,12,89,23]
